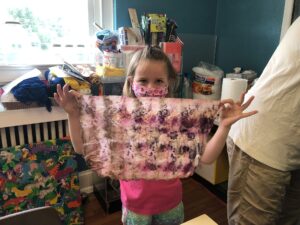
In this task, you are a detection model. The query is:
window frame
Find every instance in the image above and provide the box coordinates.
[280,0,295,40]
[0,0,113,85]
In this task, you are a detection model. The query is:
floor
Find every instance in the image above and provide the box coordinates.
[83,176,228,225]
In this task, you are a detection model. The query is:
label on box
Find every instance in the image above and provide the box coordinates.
[148,14,166,33]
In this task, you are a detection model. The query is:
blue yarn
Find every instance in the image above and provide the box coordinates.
[44,69,50,80]
[11,77,52,112]
[45,69,65,97]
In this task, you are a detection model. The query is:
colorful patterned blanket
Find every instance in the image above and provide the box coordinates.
[0,139,83,225]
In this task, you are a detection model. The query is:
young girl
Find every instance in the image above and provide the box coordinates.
[54,46,257,225]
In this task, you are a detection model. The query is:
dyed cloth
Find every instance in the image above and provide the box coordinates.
[78,95,220,180]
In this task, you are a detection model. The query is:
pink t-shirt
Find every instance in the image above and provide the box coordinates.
[120,179,182,215]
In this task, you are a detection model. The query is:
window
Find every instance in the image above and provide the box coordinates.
[0,0,113,84]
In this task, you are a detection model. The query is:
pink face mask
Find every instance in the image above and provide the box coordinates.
[132,82,168,97]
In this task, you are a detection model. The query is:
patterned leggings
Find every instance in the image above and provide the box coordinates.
[122,202,184,225]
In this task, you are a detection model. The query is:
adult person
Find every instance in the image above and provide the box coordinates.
[226,17,300,225]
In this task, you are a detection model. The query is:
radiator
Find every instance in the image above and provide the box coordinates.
[0,120,69,148]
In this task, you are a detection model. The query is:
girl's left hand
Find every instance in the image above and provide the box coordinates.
[219,92,258,128]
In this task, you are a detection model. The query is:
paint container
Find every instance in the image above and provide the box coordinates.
[103,51,123,68]
[192,65,223,100]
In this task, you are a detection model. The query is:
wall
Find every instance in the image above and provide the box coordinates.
[114,0,218,73]
[215,0,285,74]
[114,0,286,75]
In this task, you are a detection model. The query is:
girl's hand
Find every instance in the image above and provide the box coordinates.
[54,84,81,115]
[219,92,258,128]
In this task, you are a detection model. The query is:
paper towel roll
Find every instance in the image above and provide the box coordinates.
[221,78,248,101]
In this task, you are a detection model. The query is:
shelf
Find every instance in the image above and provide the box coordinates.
[93,178,121,214]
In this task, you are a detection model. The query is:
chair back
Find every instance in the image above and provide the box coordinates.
[0,206,62,225]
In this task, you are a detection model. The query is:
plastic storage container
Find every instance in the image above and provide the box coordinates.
[192,62,224,100]
[101,76,126,96]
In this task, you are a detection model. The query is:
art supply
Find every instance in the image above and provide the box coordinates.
[192,63,223,100]
[95,29,118,52]
[221,78,248,101]
[103,51,123,68]
[128,8,140,29]
[161,38,183,74]
[1,69,42,96]
[118,27,144,45]
[93,22,103,31]
[165,19,178,42]
[141,13,166,46]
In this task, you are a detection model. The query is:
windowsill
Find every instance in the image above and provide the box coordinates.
[0,64,55,85]
[0,106,67,128]
[0,62,95,85]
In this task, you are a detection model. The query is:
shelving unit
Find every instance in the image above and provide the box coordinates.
[194,125,229,185]
[93,177,121,214]
[195,149,229,185]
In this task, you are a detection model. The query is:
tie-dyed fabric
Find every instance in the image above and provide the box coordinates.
[78,96,220,180]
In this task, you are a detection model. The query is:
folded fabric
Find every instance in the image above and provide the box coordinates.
[77,95,220,180]
[11,77,52,112]
[0,91,18,102]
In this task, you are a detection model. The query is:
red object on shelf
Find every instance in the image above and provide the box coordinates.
[161,38,183,74]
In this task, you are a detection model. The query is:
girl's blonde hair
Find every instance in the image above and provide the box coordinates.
[122,46,178,97]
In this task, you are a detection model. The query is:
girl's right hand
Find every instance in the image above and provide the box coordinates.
[219,93,258,128]
[54,84,81,115]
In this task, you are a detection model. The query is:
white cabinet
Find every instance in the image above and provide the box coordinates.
[195,143,229,185]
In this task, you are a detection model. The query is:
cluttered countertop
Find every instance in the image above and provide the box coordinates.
[0,61,121,128]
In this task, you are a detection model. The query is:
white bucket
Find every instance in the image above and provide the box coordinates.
[192,67,223,100]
